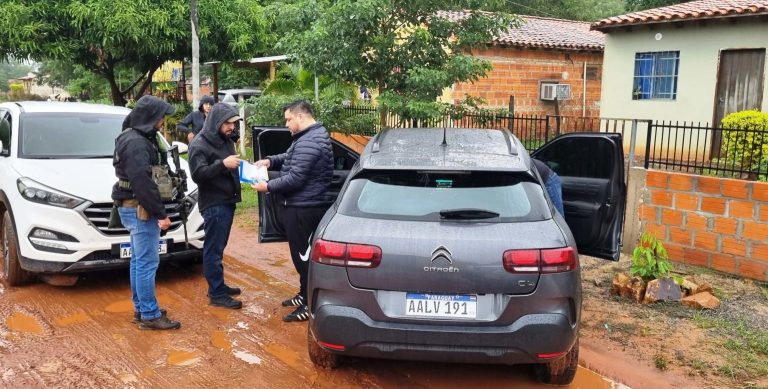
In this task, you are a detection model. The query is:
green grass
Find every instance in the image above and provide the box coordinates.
[237,183,258,215]
[693,313,768,381]
[654,353,669,370]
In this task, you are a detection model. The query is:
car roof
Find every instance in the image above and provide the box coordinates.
[360,128,530,172]
[4,101,131,115]
[218,88,261,94]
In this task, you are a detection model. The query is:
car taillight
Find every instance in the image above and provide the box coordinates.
[503,247,577,273]
[311,239,382,268]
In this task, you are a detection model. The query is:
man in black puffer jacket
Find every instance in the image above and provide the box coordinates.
[188,103,244,310]
[253,100,333,322]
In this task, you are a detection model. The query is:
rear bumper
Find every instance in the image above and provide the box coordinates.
[310,305,576,365]
[20,243,201,273]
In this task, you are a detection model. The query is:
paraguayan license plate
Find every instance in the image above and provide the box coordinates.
[119,240,168,259]
[405,293,477,319]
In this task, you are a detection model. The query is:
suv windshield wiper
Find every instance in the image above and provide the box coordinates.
[439,208,500,220]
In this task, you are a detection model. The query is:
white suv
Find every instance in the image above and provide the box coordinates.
[0,101,204,286]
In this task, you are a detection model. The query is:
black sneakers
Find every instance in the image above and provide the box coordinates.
[283,305,309,322]
[139,315,181,330]
[225,286,242,296]
[210,295,243,309]
[133,308,167,323]
[281,294,305,307]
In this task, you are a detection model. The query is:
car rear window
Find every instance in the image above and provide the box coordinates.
[20,113,124,158]
[338,170,550,222]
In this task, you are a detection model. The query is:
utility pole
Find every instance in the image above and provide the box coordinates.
[190,0,200,109]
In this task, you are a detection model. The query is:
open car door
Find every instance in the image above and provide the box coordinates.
[532,133,625,260]
[252,127,360,243]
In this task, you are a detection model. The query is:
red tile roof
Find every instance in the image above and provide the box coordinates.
[592,0,768,30]
[436,11,604,51]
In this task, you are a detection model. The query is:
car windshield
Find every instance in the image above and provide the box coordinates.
[338,170,550,222]
[20,112,125,158]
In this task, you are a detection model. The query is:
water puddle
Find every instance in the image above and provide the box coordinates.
[264,343,303,371]
[5,312,44,335]
[233,350,262,365]
[207,307,232,321]
[572,367,630,389]
[53,312,90,326]
[104,300,133,313]
[167,350,201,366]
[212,330,232,351]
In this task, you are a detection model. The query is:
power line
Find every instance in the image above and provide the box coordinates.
[506,1,558,18]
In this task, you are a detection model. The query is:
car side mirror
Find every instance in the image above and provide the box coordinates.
[171,141,188,155]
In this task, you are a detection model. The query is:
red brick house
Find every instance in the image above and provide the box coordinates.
[440,12,605,117]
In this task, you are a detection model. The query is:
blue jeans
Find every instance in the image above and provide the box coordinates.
[545,174,565,216]
[201,204,235,299]
[118,207,162,321]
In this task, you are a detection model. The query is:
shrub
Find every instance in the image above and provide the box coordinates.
[244,95,378,136]
[720,110,768,180]
[630,232,672,280]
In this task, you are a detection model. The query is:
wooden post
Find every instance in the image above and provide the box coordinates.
[269,61,276,81]
[212,63,220,102]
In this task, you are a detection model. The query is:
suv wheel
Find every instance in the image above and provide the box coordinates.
[307,326,342,369]
[1,211,33,286]
[534,338,579,386]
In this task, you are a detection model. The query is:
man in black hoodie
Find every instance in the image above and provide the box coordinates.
[112,95,180,330]
[188,103,244,309]
[177,95,214,143]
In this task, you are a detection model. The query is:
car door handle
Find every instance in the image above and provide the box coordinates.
[331,175,344,184]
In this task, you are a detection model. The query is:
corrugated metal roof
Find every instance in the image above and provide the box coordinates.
[592,0,768,31]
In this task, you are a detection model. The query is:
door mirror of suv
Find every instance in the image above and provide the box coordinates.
[171,141,188,155]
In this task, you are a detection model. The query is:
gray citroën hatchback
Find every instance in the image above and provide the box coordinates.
[254,127,625,385]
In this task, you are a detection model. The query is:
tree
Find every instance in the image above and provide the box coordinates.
[484,0,625,22]
[272,0,517,122]
[625,0,689,11]
[0,61,32,92]
[0,1,270,106]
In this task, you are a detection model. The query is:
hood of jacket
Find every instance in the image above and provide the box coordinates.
[129,95,175,135]
[200,103,239,145]
[198,95,215,111]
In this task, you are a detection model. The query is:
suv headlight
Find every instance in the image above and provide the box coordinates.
[17,177,86,208]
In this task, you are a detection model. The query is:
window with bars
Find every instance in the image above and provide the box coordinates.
[632,51,679,100]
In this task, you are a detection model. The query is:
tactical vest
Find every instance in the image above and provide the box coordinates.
[114,128,175,201]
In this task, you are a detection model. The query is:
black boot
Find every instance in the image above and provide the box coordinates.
[133,308,167,323]
[210,295,243,309]
[139,315,181,330]
[225,285,242,296]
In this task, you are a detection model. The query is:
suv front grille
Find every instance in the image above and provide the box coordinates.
[83,202,185,236]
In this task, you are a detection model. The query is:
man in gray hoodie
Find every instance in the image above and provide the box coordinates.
[188,103,244,309]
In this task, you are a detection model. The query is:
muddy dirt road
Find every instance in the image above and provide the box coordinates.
[0,220,641,388]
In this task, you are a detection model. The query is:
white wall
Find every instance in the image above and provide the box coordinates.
[599,20,768,125]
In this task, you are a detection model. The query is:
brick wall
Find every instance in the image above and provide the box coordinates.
[641,170,768,281]
[452,47,603,117]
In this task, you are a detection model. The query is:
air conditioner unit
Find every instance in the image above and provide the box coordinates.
[540,83,572,101]
[540,83,557,100]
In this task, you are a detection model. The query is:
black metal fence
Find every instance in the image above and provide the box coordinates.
[644,121,768,181]
[337,106,768,182]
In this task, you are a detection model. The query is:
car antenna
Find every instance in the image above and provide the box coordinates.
[441,127,447,147]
